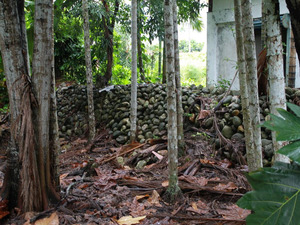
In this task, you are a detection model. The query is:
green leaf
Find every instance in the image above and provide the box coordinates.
[262,110,300,141]
[287,102,300,117]
[278,141,300,164]
[237,162,300,225]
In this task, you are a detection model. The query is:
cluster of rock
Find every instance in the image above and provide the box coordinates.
[57,83,201,144]
[56,83,299,163]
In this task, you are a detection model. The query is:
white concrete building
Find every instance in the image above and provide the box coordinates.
[206,0,300,90]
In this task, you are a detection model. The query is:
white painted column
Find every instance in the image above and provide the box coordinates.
[206,12,218,88]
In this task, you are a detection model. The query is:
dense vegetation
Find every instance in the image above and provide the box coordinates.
[0,0,206,112]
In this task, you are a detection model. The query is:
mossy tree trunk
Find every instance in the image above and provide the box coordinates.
[241,0,263,171]
[163,0,182,203]
[233,0,255,171]
[82,0,96,142]
[130,0,138,143]
[173,0,185,154]
[263,0,289,163]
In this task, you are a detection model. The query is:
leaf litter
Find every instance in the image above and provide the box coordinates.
[0,128,251,225]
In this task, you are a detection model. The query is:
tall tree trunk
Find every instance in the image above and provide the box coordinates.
[0,0,29,209]
[0,0,60,212]
[163,0,182,203]
[50,0,60,192]
[158,38,162,78]
[285,0,300,64]
[233,0,254,171]
[96,0,120,88]
[130,0,138,143]
[263,0,289,163]
[162,40,167,83]
[173,0,184,153]
[32,0,60,210]
[82,0,96,142]
[241,0,262,171]
[137,0,145,81]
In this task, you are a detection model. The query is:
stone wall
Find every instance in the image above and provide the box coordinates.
[56,83,299,163]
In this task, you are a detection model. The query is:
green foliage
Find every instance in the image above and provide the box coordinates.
[111,64,131,85]
[238,103,300,224]
[180,52,206,86]
[238,162,300,225]
[179,40,204,53]
[215,79,231,89]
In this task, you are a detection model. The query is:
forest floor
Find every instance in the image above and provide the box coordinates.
[0,119,251,225]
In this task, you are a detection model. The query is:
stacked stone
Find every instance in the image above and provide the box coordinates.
[56,83,299,163]
[99,84,201,144]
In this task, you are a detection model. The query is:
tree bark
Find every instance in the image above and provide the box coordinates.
[82,0,96,142]
[32,0,60,210]
[164,0,182,203]
[130,0,138,143]
[158,38,162,78]
[0,0,60,212]
[0,0,29,209]
[96,0,120,88]
[241,0,262,171]
[162,40,167,84]
[285,0,300,64]
[263,0,289,163]
[137,0,145,81]
[233,0,255,171]
[173,0,184,153]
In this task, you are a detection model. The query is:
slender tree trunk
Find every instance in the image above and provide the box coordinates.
[82,0,96,142]
[285,0,300,64]
[50,0,60,192]
[173,0,184,153]
[96,0,120,88]
[241,0,262,171]
[137,0,145,81]
[263,0,289,163]
[162,40,167,83]
[164,0,182,203]
[130,0,138,143]
[234,0,254,171]
[158,38,162,78]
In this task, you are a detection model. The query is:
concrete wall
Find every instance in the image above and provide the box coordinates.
[206,0,298,90]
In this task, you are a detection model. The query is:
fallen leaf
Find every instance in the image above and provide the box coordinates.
[135,194,149,201]
[216,204,251,220]
[117,216,146,225]
[78,183,90,189]
[179,175,208,186]
[191,202,198,210]
[187,200,210,215]
[35,212,59,225]
[213,182,238,192]
[148,190,161,206]
[197,109,211,120]
[162,180,169,187]
[151,151,164,161]
[217,159,233,168]
[200,159,215,165]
